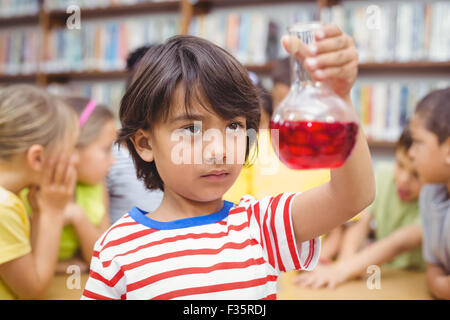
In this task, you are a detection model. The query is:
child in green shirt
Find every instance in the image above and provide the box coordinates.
[294,124,424,289]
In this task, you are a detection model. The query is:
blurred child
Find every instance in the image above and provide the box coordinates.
[57,97,116,271]
[107,45,163,223]
[294,124,425,289]
[409,87,450,300]
[0,85,78,299]
[82,26,374,300]
[22,96,116,272]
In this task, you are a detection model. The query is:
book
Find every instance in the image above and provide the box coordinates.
[0,0,39,18]
[352,80,450,142]
[322,1,450,63]
[44,15,179,73]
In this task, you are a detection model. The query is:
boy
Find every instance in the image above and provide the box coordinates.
[409,88,450,300]
[81,26,374,300]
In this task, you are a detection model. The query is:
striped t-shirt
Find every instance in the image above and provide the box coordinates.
[81,192,320,300]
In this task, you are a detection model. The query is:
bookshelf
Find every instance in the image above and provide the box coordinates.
[1,0,449,150]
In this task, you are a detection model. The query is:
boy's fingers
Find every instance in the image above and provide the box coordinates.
[311,61,358,81]
[305,47,356,71]
[315,24,342,41]
[310,34,352,56]
[281,35,309,61]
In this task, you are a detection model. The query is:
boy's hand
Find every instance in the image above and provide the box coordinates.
[281,24,358,99]
[36,154,77,216]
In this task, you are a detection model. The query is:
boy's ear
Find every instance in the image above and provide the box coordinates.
[130,129,154,162]
[26,144,45,172]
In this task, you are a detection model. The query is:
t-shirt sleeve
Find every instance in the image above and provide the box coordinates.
[419,187,441,266]
[81,241,127,300]
[0,205,31,265]
[241,192,321,274]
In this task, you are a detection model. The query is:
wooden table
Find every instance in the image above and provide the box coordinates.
[277,267,432,300]
[46,267,433,300]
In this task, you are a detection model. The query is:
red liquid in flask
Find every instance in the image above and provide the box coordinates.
[270,120,359,169]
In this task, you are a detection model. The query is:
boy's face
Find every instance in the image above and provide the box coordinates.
[394,147,422,202]
[409,114,450,184]
[133,88,248,203]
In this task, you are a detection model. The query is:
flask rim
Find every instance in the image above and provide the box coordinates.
[288,21,323,34]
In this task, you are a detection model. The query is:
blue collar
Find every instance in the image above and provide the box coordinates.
[128,200,234,230]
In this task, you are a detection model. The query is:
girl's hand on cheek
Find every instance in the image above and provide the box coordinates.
[37,154,77,216]
[281,24,359,100]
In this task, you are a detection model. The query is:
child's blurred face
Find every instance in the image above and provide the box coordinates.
[409,114,450,184]
[76,120,117,185]
[145,92,248,202]
[394,147,422,202]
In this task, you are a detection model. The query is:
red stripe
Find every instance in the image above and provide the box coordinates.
[151,274,278,300]
[102,228,159,251]
[100,221,140,246]
[102,221,249,268]
[122,238,258,276]
[260,293,277,300]
[269,194,285,272]
[82,289,115,300]
[89,267,124,287]
[283,193,300,270]
[128,257,266,293]
[252,202,265,251]
[262,198,276,269]
[304,238,315,269]
[229,207,246,215]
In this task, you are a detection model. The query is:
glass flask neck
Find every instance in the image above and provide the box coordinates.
[288,22,323,89]
[291,58,320,89]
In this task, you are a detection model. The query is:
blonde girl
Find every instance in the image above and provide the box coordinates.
[0,84,79,299]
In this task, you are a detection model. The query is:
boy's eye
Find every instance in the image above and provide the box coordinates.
[183,125,202,135]
[226,122,245,133]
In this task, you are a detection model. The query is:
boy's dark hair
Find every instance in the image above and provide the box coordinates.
[126,45,153,71]
[126,44,157,89]
[117,35,261,191]
[396,123,413,151]
[415,87,450,144]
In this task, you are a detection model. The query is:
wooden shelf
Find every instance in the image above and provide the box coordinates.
[247,61,450,75]
[359,61,450,73]
[198,0,317,7]
[45,70,128,82]
[4,60,449,83]
[46,1,181,21]
[367,139,396,148]
[0,14,39,26]
[0,73,38,82]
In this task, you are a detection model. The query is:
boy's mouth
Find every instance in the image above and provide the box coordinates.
[200,170,230,181]
[396,188,411,201]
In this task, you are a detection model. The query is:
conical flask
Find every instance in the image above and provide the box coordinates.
[270,22,359,170]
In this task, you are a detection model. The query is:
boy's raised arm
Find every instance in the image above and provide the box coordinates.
[281,24,375,243]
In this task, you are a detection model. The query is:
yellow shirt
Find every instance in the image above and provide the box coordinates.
[224,129,331,202]
[0,186,31,300]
